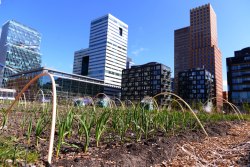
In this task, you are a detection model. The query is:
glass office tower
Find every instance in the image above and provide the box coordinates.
[73,14,128,87]
[0,20,41,87]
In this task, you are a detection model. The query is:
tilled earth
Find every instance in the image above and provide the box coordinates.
[1,111,250,167]
[53,121,250,167]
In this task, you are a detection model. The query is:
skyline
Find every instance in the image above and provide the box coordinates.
[0,0,250,91]
[174,4,223,107]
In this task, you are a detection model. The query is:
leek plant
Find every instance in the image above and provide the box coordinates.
[56,110,80,158]
[120,109,132,141]
[141,109,155,139]
[1,109,8,132]
[56,120,68,158]
[132,108,144,141]
[64,109,74,138]
[111,109,132,142]
[78,110,94,152]
[95,110,110,147]
[27,117,33,145]
[35,117,43,146]
[21,114,27,132]
[35,113,48,147]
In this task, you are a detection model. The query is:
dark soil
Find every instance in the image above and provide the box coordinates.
[53,122,232,167]
[1,111,248,167]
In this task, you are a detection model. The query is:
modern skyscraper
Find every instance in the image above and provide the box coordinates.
[227,47,250,105]
[190,4,222,107]
[174,27,190,94]
[73,14,128,87]
[0,20,41,87]
[174,4,222,107]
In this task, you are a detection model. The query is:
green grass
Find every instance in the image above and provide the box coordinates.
[0,136,39,166]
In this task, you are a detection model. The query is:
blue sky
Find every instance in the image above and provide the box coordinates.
[0,0,250,90]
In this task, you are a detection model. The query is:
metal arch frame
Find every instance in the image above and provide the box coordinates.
[94,93,112,108]
[124,99,135,109]
[18,93,26,109]
[6,72,57,164]
[203,97,243,120]
[153,92,208,136]
[83,96,96,111]
[110,99,117,109]
[141,96,159,111]
[112,97,125,110]
[231,103,244,119]
[168,99,185,113]
[34,89,45,112]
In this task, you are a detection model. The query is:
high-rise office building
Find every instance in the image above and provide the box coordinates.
[174,4,222,107]
[73,14,128,87]
[0,20,41,87]
[190,4,222,107]
[227,47,250,105]
[174,27,190,93]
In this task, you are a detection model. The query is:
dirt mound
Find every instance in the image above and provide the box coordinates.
[205,121,232,136]
[164,121,250,166]
[53,121,249,167]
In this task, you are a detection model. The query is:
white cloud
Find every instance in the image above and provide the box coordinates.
[131,47,146,56]
[223,80,228,91]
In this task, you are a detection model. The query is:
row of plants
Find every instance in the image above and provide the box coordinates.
[0,101,249,165]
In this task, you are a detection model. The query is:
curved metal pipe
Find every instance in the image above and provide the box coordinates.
[153,92,208,136]
[6,72,57,164]
[203,97,242,120]
[169,99,185,112]
[231,103,244,120]
[35,89,45,102]
[22,93,26,109]
[17,93,26,109]
[141,96,159,111]
[113,97,125,110]
[110,99,117,109]
[94,93,112,108]
[124,99,135,109]
[94,93,109,99]
[84,96,96,111]
[34,89,45,112]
